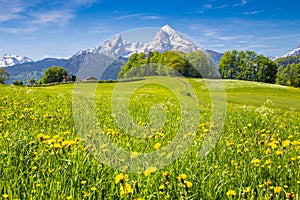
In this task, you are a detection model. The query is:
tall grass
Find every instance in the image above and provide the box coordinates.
[0,79,299,199]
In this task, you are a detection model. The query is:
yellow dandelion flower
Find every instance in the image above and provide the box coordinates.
[276,150,283,156]
[243,187,251,193]
[226,141,234,147]
[115,174,129,184]
[282,140,291,148]
[290,157,296,161]
[247,123,252,127]
[251,159,261,164]
[80,180,87,185]
[265,159,272,165]
[159,184,165,191]
[91,187,97,191]
[184,181,193,188]
[144,167,157,176]
[268,142,278,149]
[53,143,62,149]
[265,148,271,155]
[62,140,76,148]
[273,186,282,194]
[154,143,161,150]
[130,152,139,159]
[32,166,37,170]
[177,174,187,182]
[163,171,170,179]
[37,134,50,141]
[226,190,236,197]
[291,141,300,146]
[120,183,133,195]
[237,149,242,154]
[2,194,9,199]
[258,184,264,188]
[66,196,72,200]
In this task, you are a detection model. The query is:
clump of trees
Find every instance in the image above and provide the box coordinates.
[218,50,277,83]
[40,66,68,84]
[0,67,10,84]
[118,51,217,79]
[276,63,300,87]
[13,80,23,86]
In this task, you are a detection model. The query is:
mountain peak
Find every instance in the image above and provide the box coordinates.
[146,25,201,53]
[161,24,175,33]
[0,54,33,67]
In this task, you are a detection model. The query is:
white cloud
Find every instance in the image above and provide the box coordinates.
[114,13,163,21]
[30,10,74,26]
[141,15,163,20]
[196,3,228,14]
[113,13,142,20]
[0,26,38,34]
[244,10,264,15]
[0,0,98,33]
[234,0,247,7]
[71,0,97,6]
[204,4,213,9]
[0,1,31,22]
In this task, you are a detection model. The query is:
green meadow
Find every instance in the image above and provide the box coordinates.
[0,78,299,199]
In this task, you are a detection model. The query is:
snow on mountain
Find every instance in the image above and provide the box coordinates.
[145,25,201,53]
[74,25,202,58]
[283,43,300,57]
[0,54,34,67]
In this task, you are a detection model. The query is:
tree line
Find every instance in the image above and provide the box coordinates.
[218,50,277,83]
[118,50,218,79]
[219,50,300,87]
[1,51,300,88]
[275,55,300,87]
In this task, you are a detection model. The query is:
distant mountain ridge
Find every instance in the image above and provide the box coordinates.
[283,43,300,57]
[75,25,202,58]
[5,25,223,84]
[0,54,33,67]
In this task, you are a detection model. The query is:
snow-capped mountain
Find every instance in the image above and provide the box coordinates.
[145,25,200,53]
[74,25,202,58]
[283,43,300,57]
[0,54,33,67]
[88,34,146,57]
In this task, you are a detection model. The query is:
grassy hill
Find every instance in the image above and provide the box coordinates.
[1,78,299,199]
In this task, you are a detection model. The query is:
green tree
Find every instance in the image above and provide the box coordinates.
[0,67,10,84]
[256,55,277,83]
[219,50,277,83]
[161,51,189,76]
[219,50,239,79]
[28,78,36,86]
[41,66,68,84]
[276,63,300,87]
[13,80,23,86]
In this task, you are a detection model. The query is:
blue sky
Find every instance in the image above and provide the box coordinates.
[0,0,300,60]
